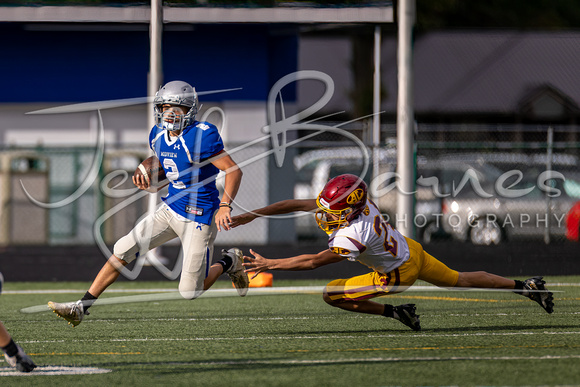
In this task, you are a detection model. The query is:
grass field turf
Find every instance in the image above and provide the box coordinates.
[0,277,579,386]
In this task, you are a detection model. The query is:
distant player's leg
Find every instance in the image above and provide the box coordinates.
[48,206,177,326]
[0,323,36,373]
[1,273,36,372]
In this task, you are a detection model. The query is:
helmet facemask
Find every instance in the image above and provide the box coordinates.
[153,81,198,134]
[315,207,352,235]
[155,105,193,133]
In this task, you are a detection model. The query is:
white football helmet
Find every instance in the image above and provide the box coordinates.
[154,80,198,133]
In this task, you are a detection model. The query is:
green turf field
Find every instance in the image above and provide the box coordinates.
[0,276,579,386]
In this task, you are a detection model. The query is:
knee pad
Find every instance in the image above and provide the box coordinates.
[113,234,140,263]
[178,275,205,300]
[178,285,204,300]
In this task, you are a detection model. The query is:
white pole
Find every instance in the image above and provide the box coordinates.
[372,25,381,191]
[145,0,165,265]
[545,126,553,244]
[148,0,163,152]
[396,0,415,237]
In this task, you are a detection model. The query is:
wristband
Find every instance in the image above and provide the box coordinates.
[219,202,232,210]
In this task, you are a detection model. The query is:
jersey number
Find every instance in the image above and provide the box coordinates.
[163,158,185,189]
[373,215,398,257]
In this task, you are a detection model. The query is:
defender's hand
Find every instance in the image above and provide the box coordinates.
[242,249,270,279]
[229,213,257,228]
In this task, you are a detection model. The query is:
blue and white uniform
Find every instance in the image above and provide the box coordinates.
[149,120,223,225]
[113,120,226,299]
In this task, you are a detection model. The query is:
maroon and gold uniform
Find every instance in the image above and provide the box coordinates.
[326,201,459,302]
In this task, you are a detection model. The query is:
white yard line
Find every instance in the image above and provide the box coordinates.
[5,288,177,294]
[7,282,579,296]
[0,366,112,376]
[19,286,572,313]
[18,330,580,345]
[4,356,579,371]
[192,354,580,366]
[16,283,573,314]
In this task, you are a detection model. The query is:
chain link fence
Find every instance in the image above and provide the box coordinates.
[414,124,580,245]
[0,123,579,247]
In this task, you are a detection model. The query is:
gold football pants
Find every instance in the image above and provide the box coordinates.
[325,237,459,301]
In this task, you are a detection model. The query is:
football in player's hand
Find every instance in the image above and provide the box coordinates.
[133,156,167,192]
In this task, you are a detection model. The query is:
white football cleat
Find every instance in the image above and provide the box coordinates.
[48,300,89,327]
[222,248,249,297]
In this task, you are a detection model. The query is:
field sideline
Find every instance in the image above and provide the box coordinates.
[0,277,579,386]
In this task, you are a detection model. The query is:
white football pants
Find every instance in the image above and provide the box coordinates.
[113,204,217,299]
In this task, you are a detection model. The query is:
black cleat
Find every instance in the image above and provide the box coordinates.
[4,345,37,373]
[394,303,421,331]
[522,276,554,314]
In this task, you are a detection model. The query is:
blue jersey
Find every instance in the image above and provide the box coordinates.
[149,121,224,224]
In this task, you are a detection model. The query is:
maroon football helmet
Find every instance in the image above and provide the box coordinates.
[315,174,368,233]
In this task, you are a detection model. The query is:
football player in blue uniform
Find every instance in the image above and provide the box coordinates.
[48,81,248,327]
